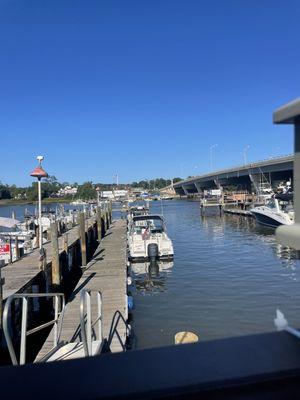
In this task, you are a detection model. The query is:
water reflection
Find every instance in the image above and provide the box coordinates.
[131,260,173,294]
[203,213,300,275]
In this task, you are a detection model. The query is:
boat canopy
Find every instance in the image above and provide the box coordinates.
[0,217,20,228]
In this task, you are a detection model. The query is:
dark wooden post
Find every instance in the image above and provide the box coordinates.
[0,260,5,328]
[50,223,60,287]
[9,237,13,264]
[79,213,87,266]
[105,204,109,229]
[15,236,20,260]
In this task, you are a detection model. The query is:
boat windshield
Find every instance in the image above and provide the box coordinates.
[132,218,164,234]
[266,199,276,209]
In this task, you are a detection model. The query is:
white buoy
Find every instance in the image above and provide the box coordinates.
[127,276,132,285]
[174,331,199,345]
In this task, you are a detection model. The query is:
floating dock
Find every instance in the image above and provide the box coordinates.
[36,219,127,361]
[223,209,253,217]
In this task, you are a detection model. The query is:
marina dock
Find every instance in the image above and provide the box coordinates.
[36,219,128,361]
[2,216,97,300]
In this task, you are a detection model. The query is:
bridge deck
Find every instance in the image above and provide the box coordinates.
[36,219,127,361]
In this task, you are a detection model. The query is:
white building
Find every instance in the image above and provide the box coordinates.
[57,186,78,197]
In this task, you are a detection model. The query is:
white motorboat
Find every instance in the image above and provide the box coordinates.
[128,214,174,261]
[251,194,294,228]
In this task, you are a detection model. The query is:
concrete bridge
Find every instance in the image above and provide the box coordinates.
[173,154,294,196]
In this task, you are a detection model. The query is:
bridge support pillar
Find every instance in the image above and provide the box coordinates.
[194,182,203,194]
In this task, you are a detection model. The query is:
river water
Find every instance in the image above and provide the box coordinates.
[2,200,300,351]
[130,199,300,350]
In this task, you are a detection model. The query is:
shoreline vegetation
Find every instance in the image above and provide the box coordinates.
[0,177,181,205]
[0,197,72,206]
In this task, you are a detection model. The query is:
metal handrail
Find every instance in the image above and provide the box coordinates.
[79,289,103,357]
[3,292,65,365]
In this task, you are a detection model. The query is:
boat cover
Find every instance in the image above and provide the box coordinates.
[0,217,20,228]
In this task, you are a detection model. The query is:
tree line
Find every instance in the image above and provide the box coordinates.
[0,176,182,201]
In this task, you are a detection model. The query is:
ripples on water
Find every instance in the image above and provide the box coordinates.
[130,200,300,350]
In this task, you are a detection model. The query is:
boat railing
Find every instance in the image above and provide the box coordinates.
[3,292,65,365]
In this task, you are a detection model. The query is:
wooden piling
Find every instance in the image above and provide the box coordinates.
[79,212,87,266]
[96,208,102,240]
[9,237,13,264]
[63,233,68,254]
[109,202,112,224]
[50,223,60,287]
[15,236,20,260]
[0,260,4,328]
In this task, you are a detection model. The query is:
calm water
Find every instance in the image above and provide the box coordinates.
[2,200,300,351]
[130,200,300,350]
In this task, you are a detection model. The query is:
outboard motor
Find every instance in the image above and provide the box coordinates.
[148,260,159,278]
[147,243,159,262]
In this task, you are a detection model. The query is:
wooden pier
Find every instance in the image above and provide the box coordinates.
[1,216,97,300]
[36,219,128,361]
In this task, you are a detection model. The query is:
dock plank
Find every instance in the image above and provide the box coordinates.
[35,219,127,361]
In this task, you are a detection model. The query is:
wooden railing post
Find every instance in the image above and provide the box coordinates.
[79,213,87,266]
[51,222,61,287]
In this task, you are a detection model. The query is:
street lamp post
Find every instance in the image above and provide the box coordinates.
[30,156,48,252]
[209,144,218,171]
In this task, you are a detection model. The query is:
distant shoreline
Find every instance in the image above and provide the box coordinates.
[0,198,72,206]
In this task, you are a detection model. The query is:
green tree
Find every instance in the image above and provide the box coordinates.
[77,182,96,200]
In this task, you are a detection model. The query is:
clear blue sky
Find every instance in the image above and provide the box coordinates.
[0,0,299,186]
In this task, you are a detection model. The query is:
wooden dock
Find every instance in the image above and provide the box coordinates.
[2,217,96,300]
[36,219,127,361]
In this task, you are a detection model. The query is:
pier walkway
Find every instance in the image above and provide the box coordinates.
[2,217,96,300]
[36,219,127,361]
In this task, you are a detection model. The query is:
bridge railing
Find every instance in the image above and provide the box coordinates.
[174,154,293,187]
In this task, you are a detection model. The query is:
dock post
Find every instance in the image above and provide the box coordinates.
[15,236,20,260]
[106,204,110,229]
[0,260,4,328]
[9,237,13,263]
[79,213,87,266]
[50,223,61,287]
[96,207,102,241]
[102,206,107,233]
[109,202,112,224]
[63,233,68,254]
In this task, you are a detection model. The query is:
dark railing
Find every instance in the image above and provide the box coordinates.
[1,330,300,399]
